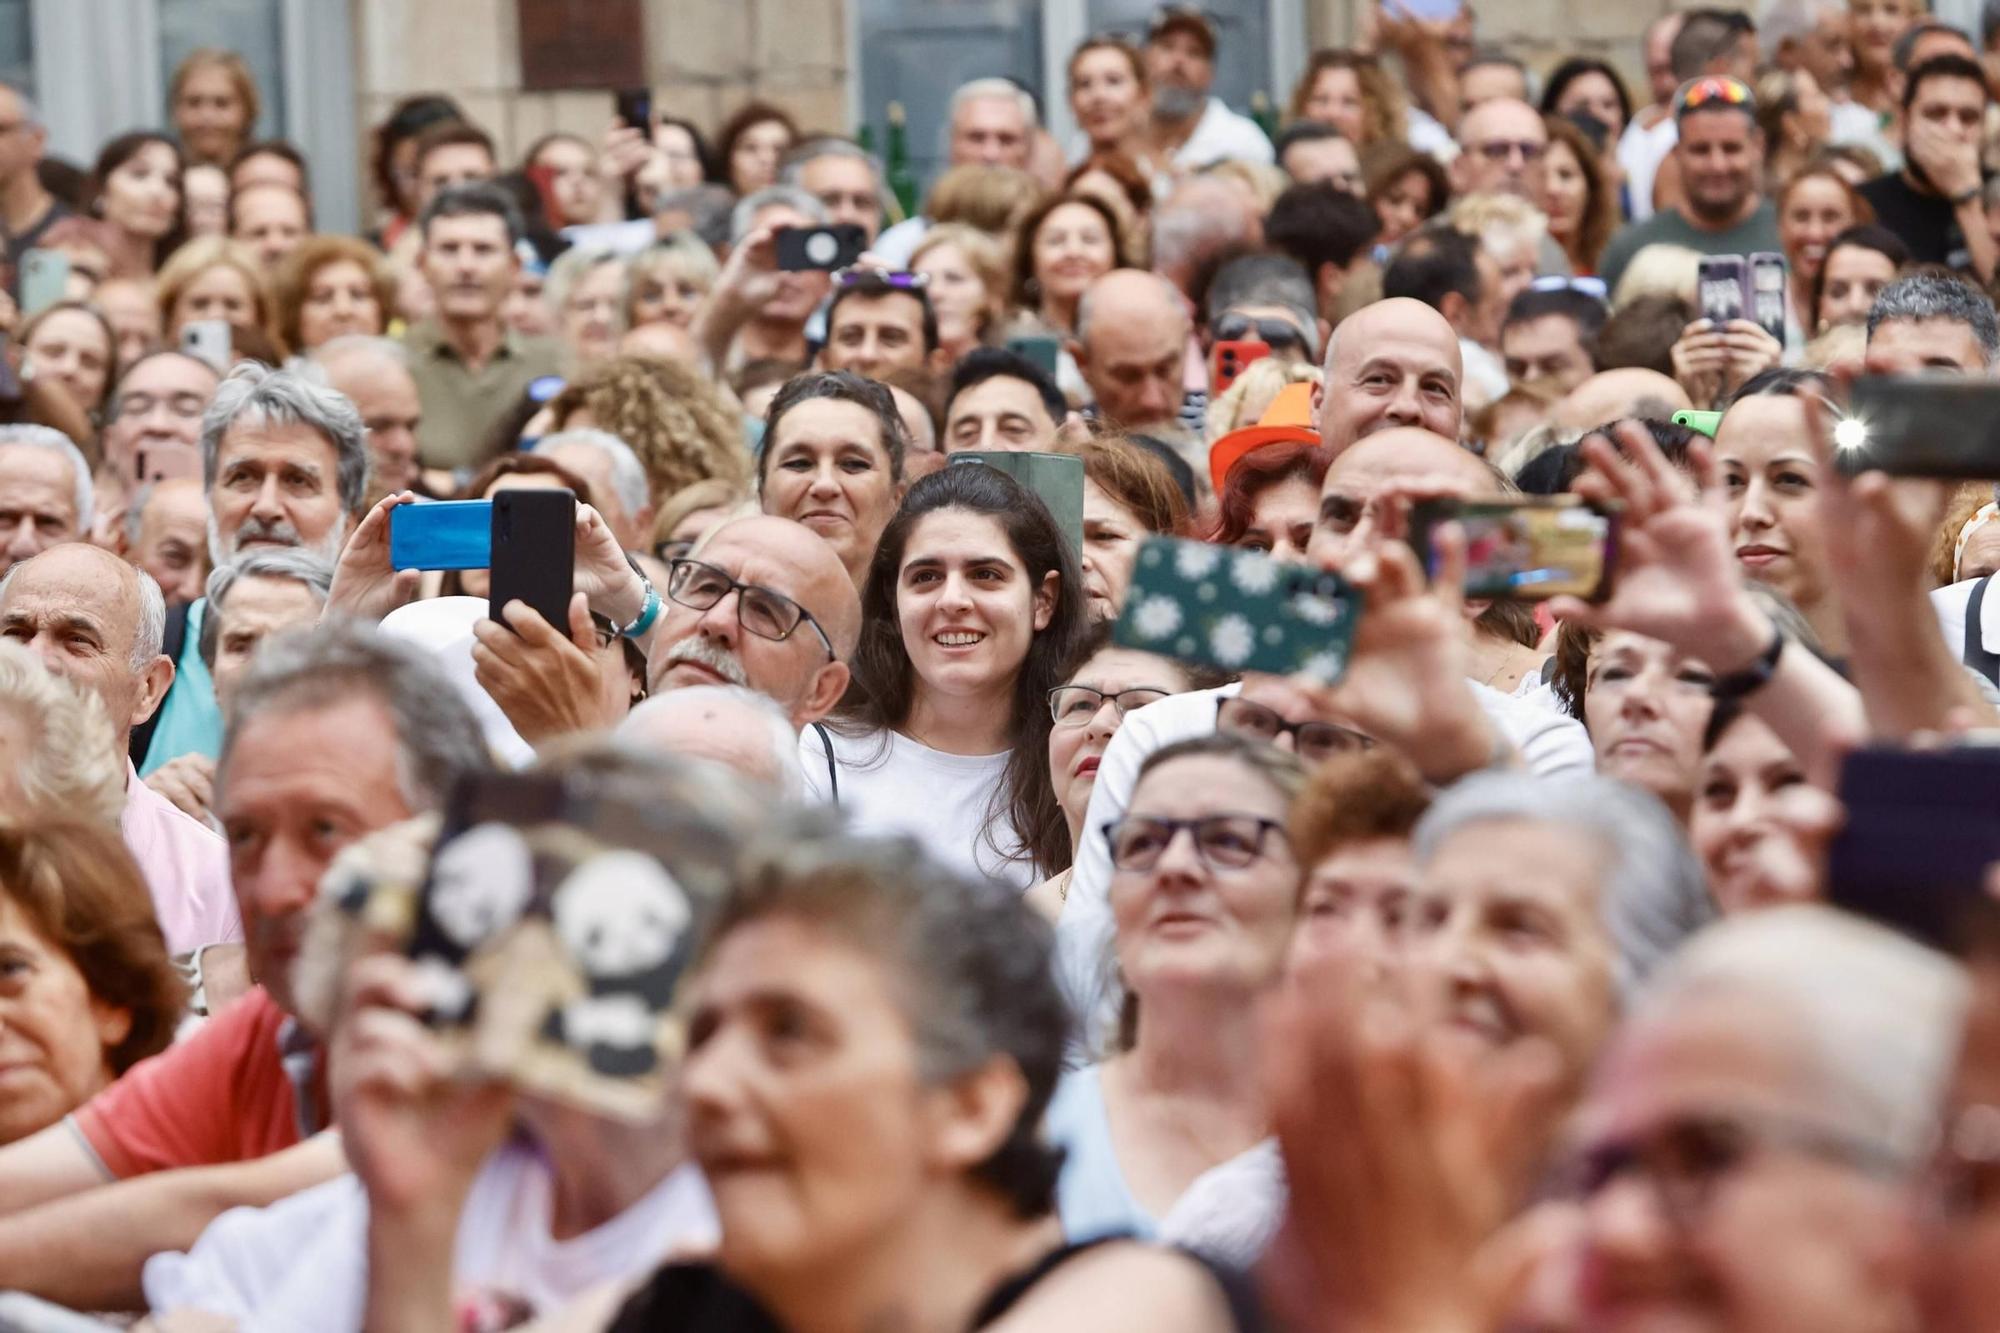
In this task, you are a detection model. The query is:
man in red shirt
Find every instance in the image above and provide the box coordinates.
[0,618,487,1309]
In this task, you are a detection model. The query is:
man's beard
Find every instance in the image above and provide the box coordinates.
[1684,183,1748,225]
[207,512,347,571]
[1152,84,1203,122]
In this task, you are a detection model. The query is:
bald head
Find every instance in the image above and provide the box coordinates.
[0,541,170,739]
[620,321,704,370]
[650,514,858,729]
[1315,298,1464,454]
[616,686,804,794]
[1074,269,1192,432]
[1454,98,1548,198]
[1306,427,1495,570]
[1554,369,1692,433]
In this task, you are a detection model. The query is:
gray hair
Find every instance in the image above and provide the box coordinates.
[543,246,629,327]
[1413,771,1714,994]
[651,185,736,252]
[1866,273,2000,366]
[729,185,830,246]
[537,428,649,520]
[0,640,124,823]
[617,685,805,797]
[1633,905,1966,1168]
[0,425,92,529]
[950,78,1038,131]
[198,547,334,672]
[781,136,887,190]
[201,362,370,518]
[1204,253,1322,358]
[218,619,489,814]
[131,564,165,670]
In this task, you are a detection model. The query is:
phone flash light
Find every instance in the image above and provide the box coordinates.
[1833,417,1867,451]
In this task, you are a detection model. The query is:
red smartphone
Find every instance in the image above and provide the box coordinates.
[1211,339,1272,395]
[525,163,560,225]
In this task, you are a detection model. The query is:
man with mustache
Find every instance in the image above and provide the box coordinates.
[401,181,559,471]
[139,362,369,778]
[646,515,860,735]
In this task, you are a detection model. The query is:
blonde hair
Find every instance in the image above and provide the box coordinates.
[1611,243,1702,311]
[0,643,125,824]
[910,223,1008,342]
[1204,357,1322,443]
[1801,320,1865,370]
[169,49,261,142]
[154,235,277,348]
[1447,191,1549,259]
[924,165,1048,237]
[545,247,628,327]
[624,232,720,326]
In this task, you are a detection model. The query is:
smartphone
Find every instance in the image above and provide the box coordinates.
[773,224,867,272]
[950,451,1084,558]
[1383,0,1464,19]
[1827,745,2000,953]
[1210,339,1271,396]
[179,318,231,372]
[132,446,203,486]
[1005,334,1062,380]
[1696,254,1746,327]
[614,87,653,131]
[524,162,560,225]
[389,499,494,571]
[1841,375,2000,478]
[1113,535,1362,684]
[489,488,575,630]
[1671,409,1722,438]
[1408,496,1620,602]
[17,249,67,317]
[1748,251,1787,347]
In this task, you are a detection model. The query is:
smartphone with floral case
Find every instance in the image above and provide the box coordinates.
[1112,536,1362,684]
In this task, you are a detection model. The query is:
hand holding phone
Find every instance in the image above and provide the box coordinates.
[773,225,867,272]
[1828,744,2000,952]
[1113,536,1362,683]
[1408,496,1619,602]
[1841,375,2000,478]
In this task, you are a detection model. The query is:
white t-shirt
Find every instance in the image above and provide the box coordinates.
[1617,114,1679,225]
[142,1139,716,1332]
[1172,97,1276,170]
[1052,681,1594,1038]
[801,726,1037,890]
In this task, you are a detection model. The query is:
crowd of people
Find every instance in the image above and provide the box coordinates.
[0,2,1998,1329]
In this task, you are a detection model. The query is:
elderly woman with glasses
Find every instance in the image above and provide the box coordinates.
[1045,731,1307,1245]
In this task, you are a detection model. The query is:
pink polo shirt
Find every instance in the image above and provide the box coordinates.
[119,761,243,955]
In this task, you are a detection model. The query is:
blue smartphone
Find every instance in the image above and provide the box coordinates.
[389,500,493,571]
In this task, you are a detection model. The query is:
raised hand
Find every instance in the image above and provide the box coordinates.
[471,592,621,744]
[324,492,422,623]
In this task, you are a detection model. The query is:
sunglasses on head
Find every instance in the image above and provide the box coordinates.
[831,267,929,291]
[1674,76,1755,118]
[1212,313,1309,351]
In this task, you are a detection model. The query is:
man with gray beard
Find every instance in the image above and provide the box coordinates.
[645,515,859,734]
[1143,6,1273,171]
[139,363,369,776]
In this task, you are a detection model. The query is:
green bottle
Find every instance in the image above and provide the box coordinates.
[1250,90,1277,143]
[885,101,919,221]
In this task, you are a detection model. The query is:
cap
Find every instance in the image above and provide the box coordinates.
[1207,380,1319,495]
[1148,5,1218,57]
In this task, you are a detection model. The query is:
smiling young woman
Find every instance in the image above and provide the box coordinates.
[812,464,1088,890]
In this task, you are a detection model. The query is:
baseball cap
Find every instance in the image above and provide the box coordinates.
[1148,5,1218,57]
[1207,380,1319,495]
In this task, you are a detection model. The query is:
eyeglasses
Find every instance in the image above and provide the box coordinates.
[1548,1110,1902,1230]
[1212,313,1310,351]
[665,558,837,661]
[1925,1102,2000,1221]
[1048,684,1170,727]
[115,391,208,422]
[1529,274,1609,301]
[1102,813,1289,874]
[654,538,696,566]
[1216,697,1373,762]
[1674,76,1755,118]
[587,612,620,651]
[1472,138,1545,164]
[831,267,929,291]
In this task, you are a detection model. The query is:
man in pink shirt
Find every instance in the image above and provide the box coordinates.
[0,542,240,953]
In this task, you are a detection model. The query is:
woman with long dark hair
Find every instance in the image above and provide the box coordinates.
[88,132,188,278]
[815,464,1089,889]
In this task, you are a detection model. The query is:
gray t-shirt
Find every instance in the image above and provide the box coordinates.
[1598,201,1784,295]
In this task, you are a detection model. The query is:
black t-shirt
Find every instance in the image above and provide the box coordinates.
[1859,171,1971,268]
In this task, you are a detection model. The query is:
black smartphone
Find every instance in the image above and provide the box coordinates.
[773,224,867,271]
[1697,254,1746,326]
[1747,251,1787,346]
[1005,334,1061,379]
[1827,745,2000,953]
[489,488,575,631]
[1841,375,2000,478]
[1408,496,1620,602]
[614,87,653,131]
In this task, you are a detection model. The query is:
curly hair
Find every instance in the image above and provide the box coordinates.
[546,355,749,505]
[1287,50,1406,146]
[0,643,124,825]
[272,234,395,352]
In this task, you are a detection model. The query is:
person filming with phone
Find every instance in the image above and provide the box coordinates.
[692,186,835,374]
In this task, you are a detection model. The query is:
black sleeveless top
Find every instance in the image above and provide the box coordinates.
[604,1240,1263,1331]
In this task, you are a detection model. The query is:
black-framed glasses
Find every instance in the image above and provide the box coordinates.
[1212,312,1309,351]
[1048,684,1170,728]
[1216,697,1373,762]
[1103,813,1289,874]
[1548,1110,1903,1230]
[665,558,836,661]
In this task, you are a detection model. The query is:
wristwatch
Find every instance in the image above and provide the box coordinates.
[1710,626,1785,701]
